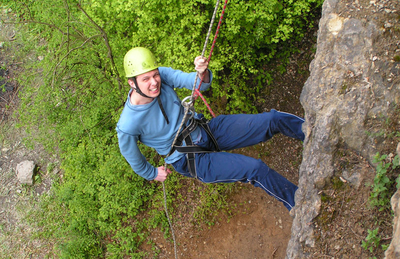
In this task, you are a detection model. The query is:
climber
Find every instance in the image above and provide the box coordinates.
[116,47,305,211]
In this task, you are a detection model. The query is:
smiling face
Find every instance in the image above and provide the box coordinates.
[128,68,161,105]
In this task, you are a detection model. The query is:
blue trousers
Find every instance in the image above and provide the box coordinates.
[172,109,305,211]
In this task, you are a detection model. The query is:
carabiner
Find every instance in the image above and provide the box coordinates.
[181,95,195,121]
[181,95,194,107]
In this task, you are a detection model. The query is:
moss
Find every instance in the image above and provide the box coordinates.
[394,55,400,62]
[331,176,344,190]
[340,83,348,94]
[320,192,330,202]
[314,176,350,231]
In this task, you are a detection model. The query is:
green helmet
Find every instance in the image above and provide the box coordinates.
[123,47,158,78]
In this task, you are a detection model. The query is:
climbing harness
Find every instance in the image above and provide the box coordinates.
[162,0,228,258]
[167,116,220,178]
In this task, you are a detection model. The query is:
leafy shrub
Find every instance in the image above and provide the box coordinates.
[369,152,400,211]
[361,227,381,253]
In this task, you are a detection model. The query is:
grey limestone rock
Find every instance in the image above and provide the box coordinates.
[286,0,400,257]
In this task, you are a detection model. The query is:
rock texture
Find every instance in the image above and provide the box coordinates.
[385,143,400,259]
[387,189,400,259]
[16,160,35,185]
[287,0,400,257]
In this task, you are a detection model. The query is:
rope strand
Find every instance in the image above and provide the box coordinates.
[162,1,228,258]
[192,0,229,117]
[191,0,221,99]
[162,182,177,258]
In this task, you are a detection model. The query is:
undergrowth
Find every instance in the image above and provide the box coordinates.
[361,150,400,255]
[368,152,400,211]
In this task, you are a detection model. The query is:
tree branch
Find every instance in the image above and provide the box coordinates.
[77,3,123,91]
[64,0,70,53]
[51,34,102,87]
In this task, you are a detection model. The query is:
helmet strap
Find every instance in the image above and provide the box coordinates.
[131,77,169,124]
[132,77,152,99]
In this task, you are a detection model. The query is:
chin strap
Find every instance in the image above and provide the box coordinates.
[132,77,169,124]
[157,97,170,124]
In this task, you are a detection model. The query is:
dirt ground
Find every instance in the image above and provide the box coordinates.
[144,185,294,259]
[0,5,316,259]
[143,128,305,259]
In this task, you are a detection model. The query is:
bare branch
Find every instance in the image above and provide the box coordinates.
[77,3,123,91]
[64,0,70,52]
[51,34,102,87]
[3,19,66,35]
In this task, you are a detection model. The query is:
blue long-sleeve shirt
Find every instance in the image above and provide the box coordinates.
[116,66,212,180]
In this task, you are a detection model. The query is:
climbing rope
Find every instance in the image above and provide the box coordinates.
[162,1,228,258]
[162,181,177,257]
[190,0,222,101]
[190,0,229,118]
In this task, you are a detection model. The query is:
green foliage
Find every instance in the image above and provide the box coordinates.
[86,0,322,114]
[29,135,159,258]
[361,227,381,253]
[193,183,235,226]
[4,0,322,257]
[369,152,400,211]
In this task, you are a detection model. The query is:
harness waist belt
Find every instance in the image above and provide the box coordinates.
[169,117,220,178]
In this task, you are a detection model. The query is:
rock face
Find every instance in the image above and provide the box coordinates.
[387,190,400,259]
[16,160,35,185]
[385,143,400,259]
[286,0,400,258]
